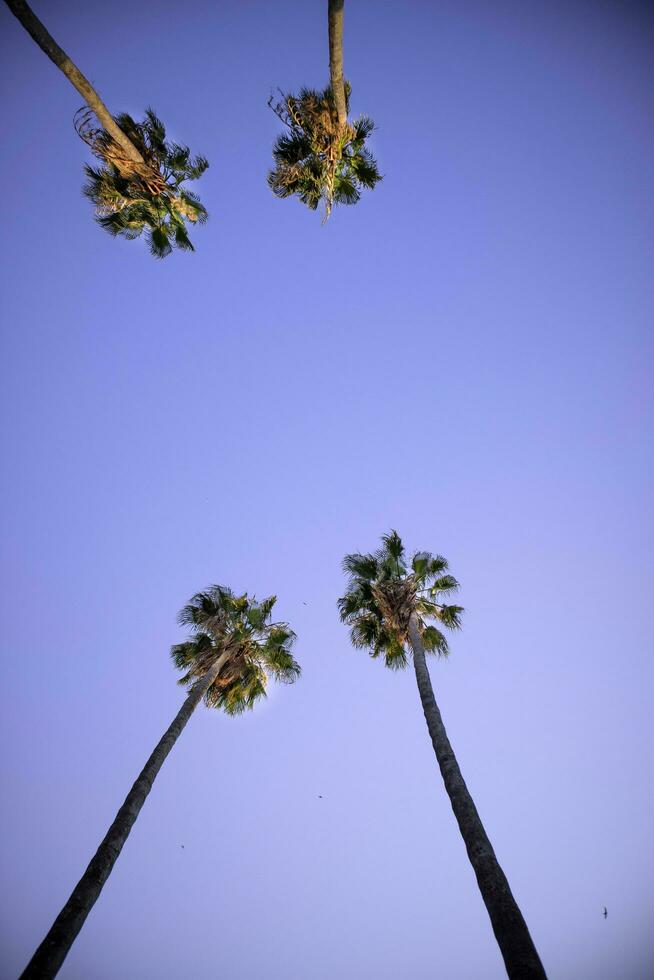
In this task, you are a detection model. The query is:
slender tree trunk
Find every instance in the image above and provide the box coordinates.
[20,653,229,980]
[4,0,145,165]
[408,613,547,979]
[328,0,347,127]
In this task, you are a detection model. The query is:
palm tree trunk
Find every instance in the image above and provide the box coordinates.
[4,0,145,166]
[328,0,347,127]
[20,653,229,980]
[408,613,547,979]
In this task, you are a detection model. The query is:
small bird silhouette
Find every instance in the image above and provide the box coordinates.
[603,907,607,919]
[318,795,323,799]
[181,845,185,849]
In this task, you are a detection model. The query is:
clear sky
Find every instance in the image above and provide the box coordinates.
[1,1,653,977]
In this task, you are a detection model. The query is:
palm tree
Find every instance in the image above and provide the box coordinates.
[338,532,547,980]
[20,586,300,980]
[4,0,208,256]
[268,0,381,220]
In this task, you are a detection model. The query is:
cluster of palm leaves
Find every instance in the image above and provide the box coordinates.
[171,585,299,714]
[268,83,381,220]
[338,530,463,669]
[80,108,208,258]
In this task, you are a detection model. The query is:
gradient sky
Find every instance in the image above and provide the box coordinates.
[1,1,653,978]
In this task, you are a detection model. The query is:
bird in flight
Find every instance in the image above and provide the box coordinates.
[318,795,323,799]
[181,845,185,849]
[603,907,607,919]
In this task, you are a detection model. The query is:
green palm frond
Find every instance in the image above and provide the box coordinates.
[148,226,172,259]
[350,611,383,649]
[437,605,464,630]
[421,626,449,656]
[79,107,208,258]
[347,150,380,189]
[170,638,203,673]
[339,532,464,669]
[411,551,432,581]
[380,530,405,561]
[262,642,302,683]
[429,575,460,595]
[173,224,194,253]
[336,586,372,621]
[384,638,409,670]
[342,553,379,581]
[352,115,374,141]
[332,172,359,206]
[429,556,450,577]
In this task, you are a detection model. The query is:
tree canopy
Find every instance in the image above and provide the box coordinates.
[80,108,208,258]
[268,84,381,220]
[338,530,464,669]
[171,585,300,714]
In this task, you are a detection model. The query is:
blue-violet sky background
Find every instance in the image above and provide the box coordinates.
[1,1,653,977]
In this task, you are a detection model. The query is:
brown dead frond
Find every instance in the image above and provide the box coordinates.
[371,577,418,641]
[74,106,167,198]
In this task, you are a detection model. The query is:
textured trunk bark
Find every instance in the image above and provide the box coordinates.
[20,653,229,980]
[4,0,145,165]
[408,614,547,979]
[328,0,347,127]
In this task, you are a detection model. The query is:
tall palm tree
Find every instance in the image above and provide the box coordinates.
[20,586,300,980]
[268,0,381,220]
[338,532,547,980]
[4,0,208,256]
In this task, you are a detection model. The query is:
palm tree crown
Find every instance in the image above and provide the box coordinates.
[79,107,208,258]
[171,585,300,714]
[268,83,381,221]
[338,530,464,668]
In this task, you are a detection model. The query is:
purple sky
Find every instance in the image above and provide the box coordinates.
[1,1,653,977]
